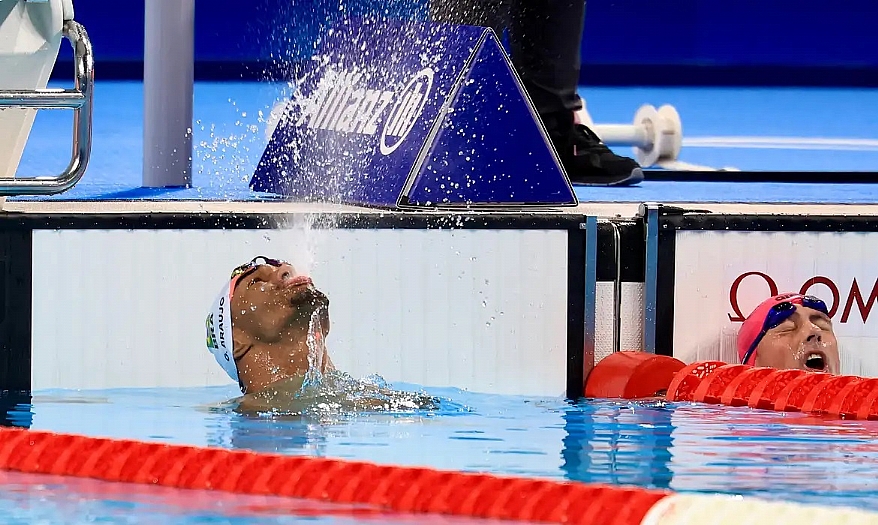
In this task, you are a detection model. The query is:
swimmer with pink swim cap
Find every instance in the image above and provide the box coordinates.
[737,293,840,374]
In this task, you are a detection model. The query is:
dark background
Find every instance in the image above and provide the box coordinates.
[53,0,878,86]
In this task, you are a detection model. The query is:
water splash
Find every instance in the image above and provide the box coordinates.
[234,368,451,421]
[302,307,329,386]
[296,304,447,418]
[229,305,452,420]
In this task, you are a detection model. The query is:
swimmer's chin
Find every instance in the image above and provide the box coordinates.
[288,285,328,307]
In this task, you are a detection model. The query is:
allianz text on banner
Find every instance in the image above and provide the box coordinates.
[251,20,485,206]
[293,67,434,156]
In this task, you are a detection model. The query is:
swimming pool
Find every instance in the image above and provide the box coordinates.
[3,376,878,522]
[4,12,878,524]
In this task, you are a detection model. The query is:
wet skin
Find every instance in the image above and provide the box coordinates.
[228,262,333,396]
[753,305,840,374]
[224,261,437,414]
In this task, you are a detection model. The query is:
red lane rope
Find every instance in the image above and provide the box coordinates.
[7,353,875,523]
[663,361,725,403]
[0,427,668,524]
[666,362,878,420]
[584,352,878,421]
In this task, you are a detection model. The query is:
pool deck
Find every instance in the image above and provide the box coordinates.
[4,200,878,220]
[5,81,878,219]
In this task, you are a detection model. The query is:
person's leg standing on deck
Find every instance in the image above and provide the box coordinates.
[430,0,643,185]
[508,0,642,185]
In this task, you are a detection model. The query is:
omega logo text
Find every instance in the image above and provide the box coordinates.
[728,271,878,324]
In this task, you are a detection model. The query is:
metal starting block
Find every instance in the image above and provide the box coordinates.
[590,104,683,168]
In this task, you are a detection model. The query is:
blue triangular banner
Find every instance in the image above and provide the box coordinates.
[402,32,575,207]
[249,19,577,209]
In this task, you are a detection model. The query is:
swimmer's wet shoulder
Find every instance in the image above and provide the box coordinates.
[231,372,441,416]
[230,375,309,415]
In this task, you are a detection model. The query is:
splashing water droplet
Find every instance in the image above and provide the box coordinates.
[304,308,328,387]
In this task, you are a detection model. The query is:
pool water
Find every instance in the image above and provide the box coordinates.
[3,377,878,521]
[0,471,523,525]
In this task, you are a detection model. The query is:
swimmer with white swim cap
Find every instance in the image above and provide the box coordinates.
[737,293,840,374]
[205,256,334,396]
[205,256,437,413]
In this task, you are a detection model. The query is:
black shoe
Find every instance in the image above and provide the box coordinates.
[544,111,644,186]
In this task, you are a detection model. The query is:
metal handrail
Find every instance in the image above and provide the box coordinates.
[640,202,660,354]
[0,19,93,196]
[610,220,623,354]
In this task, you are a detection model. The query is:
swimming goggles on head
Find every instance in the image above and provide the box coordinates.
[741,295,829,365]
[230,256,288,281]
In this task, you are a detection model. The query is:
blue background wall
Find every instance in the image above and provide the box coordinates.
[54,0,878,86]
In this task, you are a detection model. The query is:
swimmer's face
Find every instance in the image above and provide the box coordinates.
[754,305,839,374]
[229,259,329,344]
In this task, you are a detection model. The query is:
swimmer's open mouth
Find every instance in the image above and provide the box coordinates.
[284,275,312,288]
[804,351,827,371]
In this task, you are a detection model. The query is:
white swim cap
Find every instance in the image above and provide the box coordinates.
[206,256,290,386]
[205,279,238,383]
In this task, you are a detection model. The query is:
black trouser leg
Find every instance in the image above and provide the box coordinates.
[507,0,585,117]
[428,0,642,184]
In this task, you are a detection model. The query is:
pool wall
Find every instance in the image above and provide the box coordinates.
[654,209,878,379]
[15,210,584,396]
[2,203,878,395]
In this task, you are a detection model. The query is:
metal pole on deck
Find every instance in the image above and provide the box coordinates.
[142,0,194,187]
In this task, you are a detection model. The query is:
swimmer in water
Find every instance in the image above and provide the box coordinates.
[737,293,840,374]
[205,256,436,415]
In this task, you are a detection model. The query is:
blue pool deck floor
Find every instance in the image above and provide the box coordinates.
[11,81,878,205]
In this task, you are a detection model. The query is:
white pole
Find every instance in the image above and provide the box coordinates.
[590,124,650,148]
[142,0,194,187]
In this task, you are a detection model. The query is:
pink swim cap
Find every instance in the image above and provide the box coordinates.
[736,293,807,365]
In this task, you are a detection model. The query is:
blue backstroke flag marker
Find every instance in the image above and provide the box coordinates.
[250,18,577,209]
